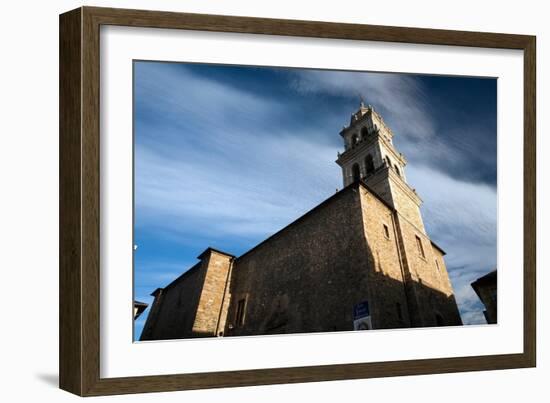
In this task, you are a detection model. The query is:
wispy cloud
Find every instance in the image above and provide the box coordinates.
[408,166,496,324]
[135,63,341,244]
[289,69,497,187]
[136,138,338,240]
[291,70,436,140]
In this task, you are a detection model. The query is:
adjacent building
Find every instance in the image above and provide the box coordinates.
[140,103,463,341]
[471,270,497,324]
[134,301,148,320]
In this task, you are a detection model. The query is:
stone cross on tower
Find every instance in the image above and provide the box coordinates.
[336,103,426,233]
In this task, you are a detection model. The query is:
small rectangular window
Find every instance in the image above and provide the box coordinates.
[435,259,440,272]
[383,224,390,239]
[415,235,425,258]
[236,298,246,327]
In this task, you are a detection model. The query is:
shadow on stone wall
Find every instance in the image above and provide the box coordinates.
[141,268,465,341]
[225,271,463,338]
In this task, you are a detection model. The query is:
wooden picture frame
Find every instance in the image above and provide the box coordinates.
[59,6,536,396]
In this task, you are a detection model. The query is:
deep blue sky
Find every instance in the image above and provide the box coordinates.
[133,61,497,340]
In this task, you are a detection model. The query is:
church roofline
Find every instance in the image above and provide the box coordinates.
[160,262,202,292]
[150,287,163,297]
[155,182,379,290]
[357,180,396,212]
[430,240,446,255]
[236,182,363,262]
[155,184,446,292]
[197,247,235,260]
[157,248,235,293]
[236,180,398,262]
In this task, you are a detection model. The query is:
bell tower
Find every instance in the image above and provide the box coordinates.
[336,102,462,328]
[336,103,426,233]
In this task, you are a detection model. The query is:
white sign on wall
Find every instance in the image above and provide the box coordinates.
[353,301,372,330]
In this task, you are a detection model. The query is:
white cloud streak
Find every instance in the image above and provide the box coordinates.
[291,70,435,140]
[407,166,496,324]
[135,64,342,243]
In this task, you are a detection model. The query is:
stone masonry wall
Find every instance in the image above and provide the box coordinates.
[388,177,426,234]
[139,249,233,340]
[395,214,462,326]
[192,250,233,336]
[140,262,205,340]
[357,186,412,328]
[225,185,374,336]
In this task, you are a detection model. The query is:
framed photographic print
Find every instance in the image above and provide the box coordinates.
[59,6,536,396]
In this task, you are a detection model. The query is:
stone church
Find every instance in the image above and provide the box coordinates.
[140,103,463,341]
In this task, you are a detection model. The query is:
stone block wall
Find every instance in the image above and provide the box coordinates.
[140,262,205,340]
[357,187,412,328]
[192,249,233,335]
[139,249,233,340]
[225,185,374,336]
[395,214,462,327]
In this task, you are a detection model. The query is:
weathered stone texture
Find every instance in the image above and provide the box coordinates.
[396,214,462,326]
[140,249,233,340]
[226,187,372,336]
[140,262,204,340]
[192,250,233,335]
[357,187,411,328]
[387,177,425,233]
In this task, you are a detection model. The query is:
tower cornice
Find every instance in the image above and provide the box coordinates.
[340,107,395,140]
[336,132,407,167]
[339,108,372,137]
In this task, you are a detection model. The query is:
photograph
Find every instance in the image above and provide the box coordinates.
[132,61,497,341]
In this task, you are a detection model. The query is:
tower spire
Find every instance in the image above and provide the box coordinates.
[336,105,426,233]
[359,94,365,108]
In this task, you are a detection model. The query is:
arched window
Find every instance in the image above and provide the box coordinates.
[394,164,401,177]
[351,163,361,183]
[361,126,369,140]
[385,156,392,167]
[365,154,375,174]
[351,134,359,147]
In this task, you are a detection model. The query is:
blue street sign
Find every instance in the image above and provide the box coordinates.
[353,301,370,320]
